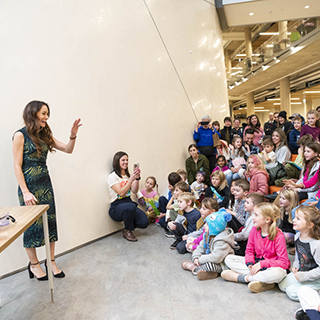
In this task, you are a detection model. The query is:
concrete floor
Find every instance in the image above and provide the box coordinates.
[1,224,299,320]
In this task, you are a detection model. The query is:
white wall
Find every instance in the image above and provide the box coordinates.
[0,0,229,276]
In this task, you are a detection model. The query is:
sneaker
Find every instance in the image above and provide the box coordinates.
[197,270,219,281]
[170,240,180,250]
[165,230,175,238]
[155,218,160,226]
[221,270,239,283]
[289,247,296,255]
[248,281,275,293]
[295,308,310,320]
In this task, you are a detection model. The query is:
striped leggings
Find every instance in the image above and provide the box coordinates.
[193,262,222,274]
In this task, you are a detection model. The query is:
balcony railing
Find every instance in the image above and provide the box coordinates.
[227,17,320,87]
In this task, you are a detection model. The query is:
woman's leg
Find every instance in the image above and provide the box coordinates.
[50,242,63,275]
[133,207,149,229]
[109,202,138,231]
[25,247,46,278]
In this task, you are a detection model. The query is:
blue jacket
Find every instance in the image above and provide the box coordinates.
[193,127,220,146]
[289,128,300,154]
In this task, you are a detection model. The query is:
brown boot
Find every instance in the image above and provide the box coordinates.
[197,271,219,281]
[123,229,137,242]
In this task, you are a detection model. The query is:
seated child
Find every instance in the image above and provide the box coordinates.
[259,138,276,170]
[177,169,188,185]
[289,116,302,154]
[228,136,249,184]
[275,134,314,187]
[279,206,320,302]
[226,179,250,233]
[234,193,265,256]
[181,209,235,281]
[228,178,241,211]
[274,189,299,245]
[167,192,201,250]
[185,198,219,253]
[164,182,190,237]
[222,203,290,293]
[140,176,160,223]
[205,171,230,208]
[212,155,232,182]
[245,155,269,195]
[190,171,207,201]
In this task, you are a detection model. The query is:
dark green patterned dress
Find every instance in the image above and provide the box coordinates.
[17,127,58,248]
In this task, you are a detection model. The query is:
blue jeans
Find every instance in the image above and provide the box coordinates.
[291,197,320,220]
[226,172,240,187]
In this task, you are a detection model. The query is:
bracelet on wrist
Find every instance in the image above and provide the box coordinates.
[136,177,141,180]
[70,135,77,140]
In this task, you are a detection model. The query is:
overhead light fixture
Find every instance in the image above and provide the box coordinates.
[249,12,254,16]
[291,102,302,105]
[268,98,280,101]
[262,66,270,71]
[273,103,281,105]
[236,54,246,57]
[254,107,264,109]
[266,45,274,48]
[305,5,310,9]
[305,91,320,93]
[291,98,300,100]
[260,32,279,35]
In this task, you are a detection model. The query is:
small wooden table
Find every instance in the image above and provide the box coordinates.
[0,205,54,302]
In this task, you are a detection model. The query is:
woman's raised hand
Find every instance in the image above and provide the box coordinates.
[23,191,38,206]
[70,119,82,137]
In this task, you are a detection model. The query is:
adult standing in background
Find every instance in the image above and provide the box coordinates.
[230,118,243,141]
[273,112,279,126]
[12,100,82,280]
[264,112,277,137]
[243,114,265,151]
[193,115,220,171]
[220,116,232,144]
[108,151,149,242]
[185,144,210,185]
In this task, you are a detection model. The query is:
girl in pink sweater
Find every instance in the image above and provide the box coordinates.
[245,155,269,195]
[221,202,290,293]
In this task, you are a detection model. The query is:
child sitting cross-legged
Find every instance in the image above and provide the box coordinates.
[185,198,220,253]
[164,181,190,238]
[279,206,320,302]
[226,179,250,233]
[167,192,201,251]
[181,209,235,281]
[205,171,230,208]
[222,203,290,293]
[234,193,265,256]
[190,171,207,201]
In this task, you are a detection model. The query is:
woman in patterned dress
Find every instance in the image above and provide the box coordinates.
[12,101,81,280]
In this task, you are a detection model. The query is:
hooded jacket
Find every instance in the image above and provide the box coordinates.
[245,169,270,195]
[192,228,235,265]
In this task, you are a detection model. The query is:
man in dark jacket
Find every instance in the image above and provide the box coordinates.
[230,118,243,141]
[264,112,277,137]
[220,117,232,144]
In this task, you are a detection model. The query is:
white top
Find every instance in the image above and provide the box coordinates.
[107,172,131,203]
[190,181,204,199]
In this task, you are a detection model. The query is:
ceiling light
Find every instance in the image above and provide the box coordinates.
[236,54,246,57]
[266,45,274,48]
[268,98,280,101]
[305,91,320,93]
[273,103,281,105]
[254,107,264,109]
[255,110,270,112]
[305,5,310,9]
[249,12,254,16]
[260,32,279,35]
[291,98,300,100]
[262,66,270,71]
[291,102,302,105]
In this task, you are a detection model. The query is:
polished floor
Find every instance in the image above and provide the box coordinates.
[1,224,299,320]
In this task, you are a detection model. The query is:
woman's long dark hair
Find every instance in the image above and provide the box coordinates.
[23,100,55,157]
[303,142,320,177]
[112,151,130,178]
[248,114,262,134]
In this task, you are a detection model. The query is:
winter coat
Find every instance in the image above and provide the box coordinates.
[192,228,235,265]
[245,168,269,195]
[186,154,210,185]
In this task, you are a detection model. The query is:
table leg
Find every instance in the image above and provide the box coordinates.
[43,211,54,302]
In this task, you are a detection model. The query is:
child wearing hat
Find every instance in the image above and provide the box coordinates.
[278,111,294,136]
[181,209,235,280]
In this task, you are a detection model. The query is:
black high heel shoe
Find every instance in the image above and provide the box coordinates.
[28,261,48,281]
[45,259,65,278]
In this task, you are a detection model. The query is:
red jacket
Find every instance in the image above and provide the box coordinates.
[245,169,269,195]
[245,227,290,270]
